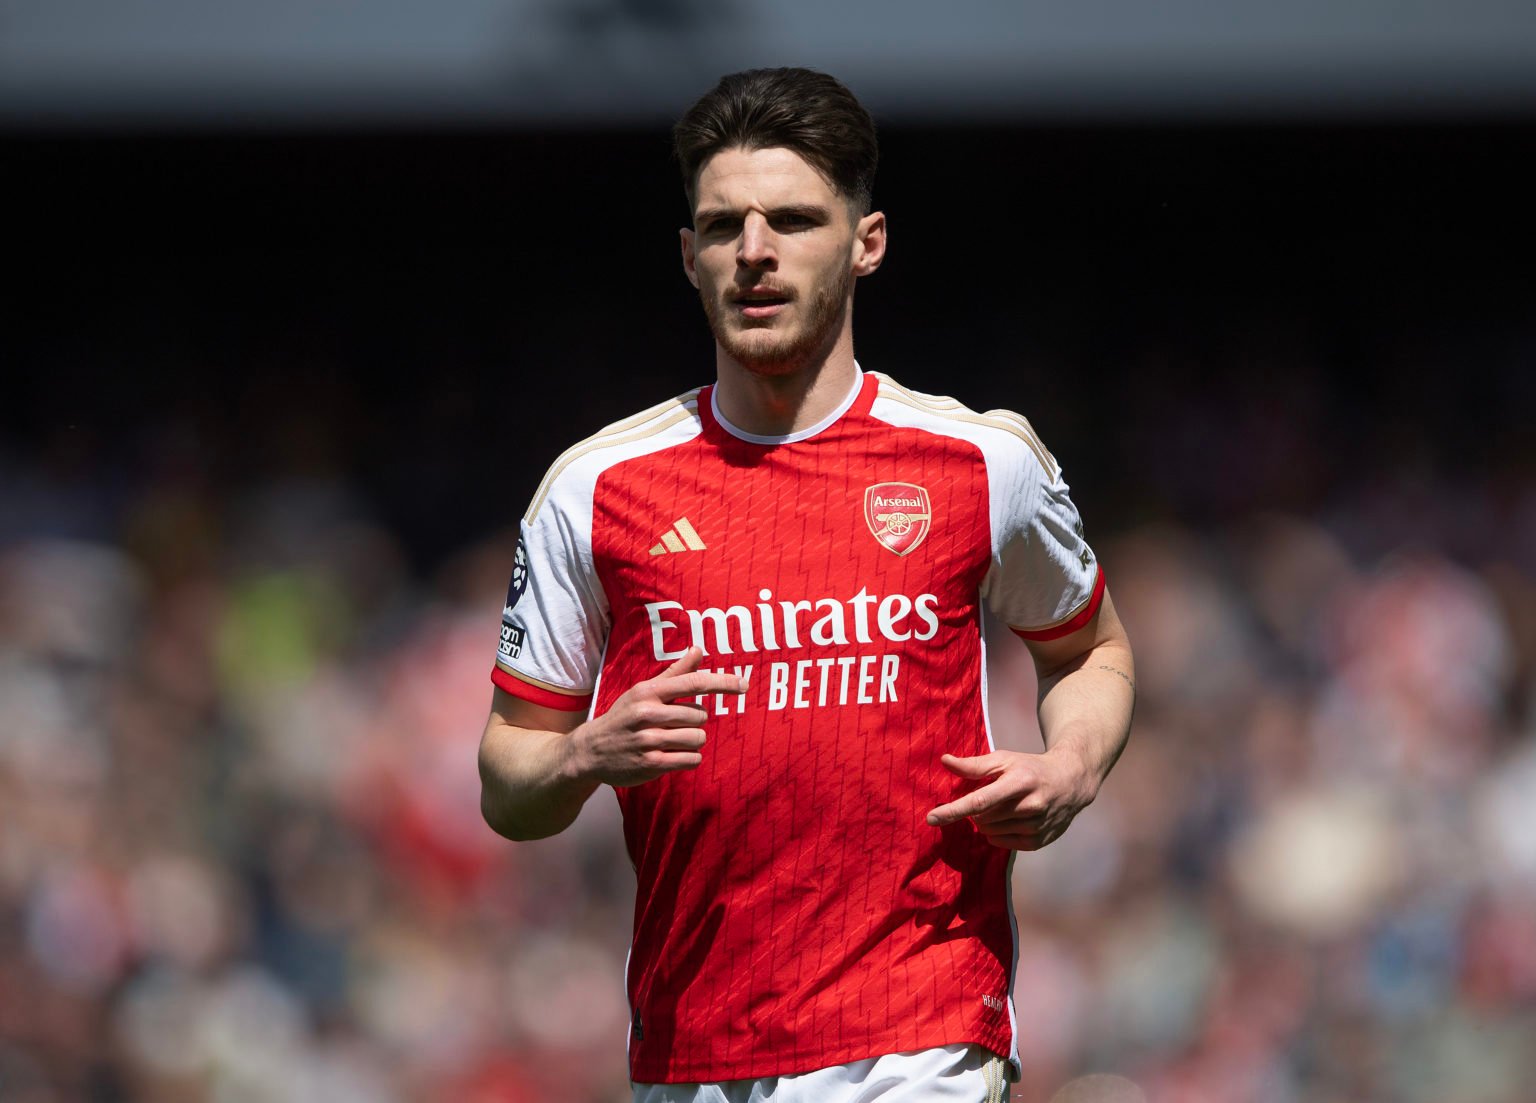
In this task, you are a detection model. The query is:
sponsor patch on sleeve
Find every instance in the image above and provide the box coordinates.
[499,621,525,661]
[506,536,530,610]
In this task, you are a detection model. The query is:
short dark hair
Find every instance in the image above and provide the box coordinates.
[673,67,878,215]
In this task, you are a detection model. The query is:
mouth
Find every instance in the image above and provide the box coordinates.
[732,286,792,320]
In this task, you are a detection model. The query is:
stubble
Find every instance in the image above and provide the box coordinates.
[700,264,854,377]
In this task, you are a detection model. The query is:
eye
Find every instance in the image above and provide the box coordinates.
[773,213,815,230]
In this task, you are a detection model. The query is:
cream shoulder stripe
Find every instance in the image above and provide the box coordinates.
[869,371,963,409]
[876,387,1059,480]
[495,660,592,696]
[584,387,703,441]
[982,409,1058,479]
[872,375,1058,478]
[524,395,700,522]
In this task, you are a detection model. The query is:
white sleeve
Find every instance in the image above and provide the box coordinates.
[492,466,610,711]
[982,436,1103,641]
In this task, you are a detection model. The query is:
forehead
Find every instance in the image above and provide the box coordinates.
[692,146,841,215]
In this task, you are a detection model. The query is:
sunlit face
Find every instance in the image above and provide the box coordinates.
[681,146,877,376]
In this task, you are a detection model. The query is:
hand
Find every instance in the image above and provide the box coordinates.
[925,748,1097,850]
[565,647,744,788]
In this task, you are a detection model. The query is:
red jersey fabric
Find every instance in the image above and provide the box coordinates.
[492,369,1101,1082]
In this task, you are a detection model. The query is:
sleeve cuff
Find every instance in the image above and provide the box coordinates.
[1010,565,1106,642]
[491,666,594,712]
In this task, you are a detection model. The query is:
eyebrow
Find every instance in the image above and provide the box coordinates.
[694,203,833,226]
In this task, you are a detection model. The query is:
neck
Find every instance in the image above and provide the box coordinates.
[712,329,859,438]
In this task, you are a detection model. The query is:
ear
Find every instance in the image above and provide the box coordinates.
[680,227,700,289]
[852,210,887,277]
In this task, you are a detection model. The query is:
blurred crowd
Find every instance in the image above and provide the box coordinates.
[2,419,1534,1103]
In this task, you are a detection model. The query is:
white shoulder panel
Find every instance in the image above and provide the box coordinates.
[499,389,704,697]
[867,373,1055,560]
[867,373,1096,634]
[525,389,705,525]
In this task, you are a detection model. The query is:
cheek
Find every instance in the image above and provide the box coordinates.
[801,258,845,301]
[809,241,851,277]
[693,249,734,290]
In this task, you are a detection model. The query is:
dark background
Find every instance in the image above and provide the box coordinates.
[4,120,1536,1103]
[10,123,1534,565]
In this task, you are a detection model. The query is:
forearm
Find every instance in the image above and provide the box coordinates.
[1035,638,1135,798]
[477,652,740,842]
[478,722,599,841]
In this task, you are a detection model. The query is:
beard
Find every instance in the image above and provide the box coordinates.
[700,264,854,377]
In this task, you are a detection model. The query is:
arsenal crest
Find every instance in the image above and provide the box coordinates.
[864,482,932,556]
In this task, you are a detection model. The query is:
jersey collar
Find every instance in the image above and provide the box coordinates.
[706,364,873,446]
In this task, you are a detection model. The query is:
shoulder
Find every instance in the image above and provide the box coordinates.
[525,387,705,524]
[866,372,1059,483]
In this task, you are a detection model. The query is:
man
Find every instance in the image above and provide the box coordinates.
[479,68,1134,1102]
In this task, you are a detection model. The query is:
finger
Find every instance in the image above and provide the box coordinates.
[640,727,707,752]
[659,670,747,701]
[658,646,704,679]
[639,702,711,728]
[628,750,704,779]
[972,802,1045,826]
[983,832,1047,851]
[973,813,1046,836]
[938,752,1004,780]
[926,778,1011,826]
[644,748,704,769]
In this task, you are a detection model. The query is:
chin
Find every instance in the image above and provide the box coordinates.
[720,330,810,375]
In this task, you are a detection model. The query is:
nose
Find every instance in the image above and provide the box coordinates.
[737,212,777,271]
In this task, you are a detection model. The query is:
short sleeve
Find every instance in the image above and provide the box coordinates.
[982,439,1104,642]
[492,470,611,712]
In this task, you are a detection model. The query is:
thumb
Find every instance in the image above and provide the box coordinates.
[660,646,704,678]
[939,752,1001,779]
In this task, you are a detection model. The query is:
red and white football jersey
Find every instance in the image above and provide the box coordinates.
[492,368,1102,1083]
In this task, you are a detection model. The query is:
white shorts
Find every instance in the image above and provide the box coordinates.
[632,1044,1011,1103]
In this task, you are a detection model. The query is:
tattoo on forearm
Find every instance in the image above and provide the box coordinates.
[1093,665,1136,692]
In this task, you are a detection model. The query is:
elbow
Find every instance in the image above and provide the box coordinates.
[477,717,583,841]
[479,790,519,841]
[477,753,534,842]
[477,734,528,841]
[479,782,567,842]
[479,783,543,842]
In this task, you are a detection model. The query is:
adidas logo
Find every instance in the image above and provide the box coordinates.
[649,517,708,556]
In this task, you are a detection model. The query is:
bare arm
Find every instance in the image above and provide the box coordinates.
[1027,590,1135,798]
[478,647,745,841]
[478,692,592,841]
[926,590,1134,850]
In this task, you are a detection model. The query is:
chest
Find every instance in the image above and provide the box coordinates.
[590,435,992,635]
